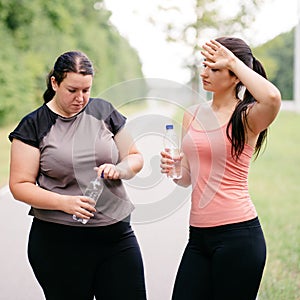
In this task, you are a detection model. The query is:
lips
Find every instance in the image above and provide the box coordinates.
[72,103,84,109]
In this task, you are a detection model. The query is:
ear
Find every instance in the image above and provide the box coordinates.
[51,76,58,91]
[233,76,240,86]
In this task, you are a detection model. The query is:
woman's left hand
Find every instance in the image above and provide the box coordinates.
[201,39,236,70]
[95,164,122,180]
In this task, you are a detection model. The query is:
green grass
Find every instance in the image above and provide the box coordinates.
[249,111,300,299]
[0,123,15,187]
[1,111,299,298]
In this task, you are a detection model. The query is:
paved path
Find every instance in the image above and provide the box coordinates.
[0,186,44,300]
[0,185,190,300]
[0,106,192,299]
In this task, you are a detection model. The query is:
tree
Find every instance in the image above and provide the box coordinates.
[253,28,294,100]
[148,0,265,89]
[0,0,143,126]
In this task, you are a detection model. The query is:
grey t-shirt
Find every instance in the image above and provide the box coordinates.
[9,98,134,226]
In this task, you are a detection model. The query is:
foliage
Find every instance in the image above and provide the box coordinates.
[148,0,295,101]
[0,0,143,126]
[253,28,295,100]
[148,0,265,85]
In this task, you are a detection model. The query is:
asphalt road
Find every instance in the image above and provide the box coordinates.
[0,185,44,300]
[0,185,190,300]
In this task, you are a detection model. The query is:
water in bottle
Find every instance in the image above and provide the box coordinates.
[163,124,182,179]
[73,173,104,224]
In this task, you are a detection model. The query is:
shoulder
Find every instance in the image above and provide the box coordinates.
[88,97,112,107]
[182,102,210,131]
[9,104,56,147]
[181,104,197,134]
[22,104,56,129]
[22,104,47,120]
[86,98,126,134]
[186,104,199,114]
[183,104,202,122]
[86,98,119,118]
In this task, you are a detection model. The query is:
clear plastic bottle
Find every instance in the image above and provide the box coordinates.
[163,124,182,179]
[73,173,104,224]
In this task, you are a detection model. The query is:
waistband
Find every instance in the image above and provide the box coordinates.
[190,217,260,233]
[31,217,132,242]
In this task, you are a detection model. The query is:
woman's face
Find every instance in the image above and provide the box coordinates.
[200,63,237,94]
[51,72,93,117]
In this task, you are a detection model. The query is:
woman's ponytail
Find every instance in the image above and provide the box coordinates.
[216,37,269,160]
[250,56,268,158]
[43,69,56,103]
[252,56,267,80]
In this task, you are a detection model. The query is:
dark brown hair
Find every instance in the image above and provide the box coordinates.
[43,51,94,103]
[216,37,267,160]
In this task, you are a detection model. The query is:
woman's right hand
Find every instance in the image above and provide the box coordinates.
[61,195,97,220]
[160,150,173,176]
[160,149,183,177]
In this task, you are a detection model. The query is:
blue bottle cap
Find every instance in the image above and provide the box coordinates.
[166,124,174,130]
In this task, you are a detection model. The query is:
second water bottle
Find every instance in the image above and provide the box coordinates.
[163,124,182,179]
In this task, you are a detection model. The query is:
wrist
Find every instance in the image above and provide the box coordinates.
[115,163,131,180]
[55,193,67,211]
[227,55,238,71]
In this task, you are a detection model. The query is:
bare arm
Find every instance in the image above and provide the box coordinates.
[229,58,281,134]
[96,127,144,180]
[202,39,281,134]
[9,139,96,219]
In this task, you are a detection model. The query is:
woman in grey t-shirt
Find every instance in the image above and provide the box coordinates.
[9,51,146,300]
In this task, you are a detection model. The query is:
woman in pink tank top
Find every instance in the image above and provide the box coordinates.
[161,37,281,300]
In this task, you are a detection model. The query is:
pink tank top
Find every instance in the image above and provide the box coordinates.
[182,119,257,227]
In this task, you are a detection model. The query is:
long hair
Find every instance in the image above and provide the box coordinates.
[43,51,94,103]
[216,37,268,160]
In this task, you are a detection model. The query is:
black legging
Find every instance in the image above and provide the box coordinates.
[28,218,146,300]
[172,217,266,300]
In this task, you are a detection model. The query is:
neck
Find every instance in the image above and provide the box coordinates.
[211,92,239,112]
[47,99,72,118]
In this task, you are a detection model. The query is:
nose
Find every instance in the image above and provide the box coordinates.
[75,91,84,101]
[200,66,208,78]
[199,66,207,77]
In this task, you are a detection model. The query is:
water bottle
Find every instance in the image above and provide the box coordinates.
[163,124,182,179]
[73,173,104,224]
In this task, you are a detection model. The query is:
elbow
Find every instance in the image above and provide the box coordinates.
[9,177,32,202]
[120,153,144,179]
[135,153,144,174]
[175,180,191,188]
[9,181,20,201]
[269,88,282,112]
